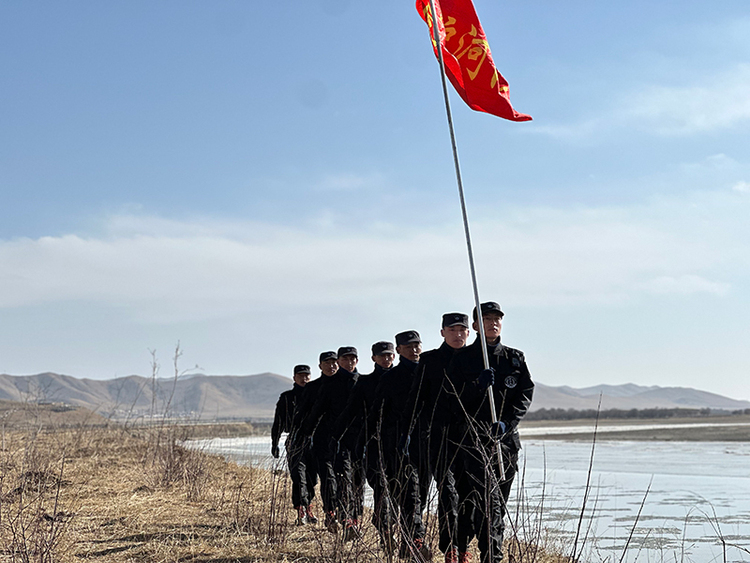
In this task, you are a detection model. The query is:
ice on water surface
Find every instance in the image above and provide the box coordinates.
[190,435,750,562]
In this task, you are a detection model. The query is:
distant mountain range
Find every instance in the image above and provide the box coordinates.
[532,382,750,411]
[1,372,748,421]
[0,372,290,420]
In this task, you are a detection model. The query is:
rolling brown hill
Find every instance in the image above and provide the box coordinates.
[530,382,750,411]
[0,372,292,420]
[1,372,748,421]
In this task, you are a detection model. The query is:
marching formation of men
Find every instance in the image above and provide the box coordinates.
[271,302,534,563]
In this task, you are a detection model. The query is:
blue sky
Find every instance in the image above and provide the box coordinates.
[1,1,749,400]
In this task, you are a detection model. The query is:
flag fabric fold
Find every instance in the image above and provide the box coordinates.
[416,0,531,122]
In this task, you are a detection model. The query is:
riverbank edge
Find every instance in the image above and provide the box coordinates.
[0,422,571,563]
[180,415,750,442]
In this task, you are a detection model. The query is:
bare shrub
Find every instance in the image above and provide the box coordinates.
[141,425,210,501]
[223,458,291,547]
[0,434,74,563]
[140,344,210,500]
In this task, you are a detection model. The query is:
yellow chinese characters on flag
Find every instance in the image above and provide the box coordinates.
[416,0,531,122]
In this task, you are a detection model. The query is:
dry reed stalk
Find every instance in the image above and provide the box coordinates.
[0,419,573,563]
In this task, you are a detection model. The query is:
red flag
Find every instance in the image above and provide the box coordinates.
[416,0,531,122]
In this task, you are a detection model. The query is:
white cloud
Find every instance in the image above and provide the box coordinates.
[529,119,604,142]
[2,187,749,399]
[732,181,750,193]
[533,63,750,139]
[1,185,747,324]
[625,64,750,135]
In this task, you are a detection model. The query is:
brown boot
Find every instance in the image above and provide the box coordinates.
[295,506,306,526]
[305,504,318,524]
[445,546,459,563]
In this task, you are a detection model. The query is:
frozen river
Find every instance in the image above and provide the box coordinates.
[519,440,750,563]
[189,436,750,563]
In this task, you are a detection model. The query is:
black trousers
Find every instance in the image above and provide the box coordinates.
[409,428,432,512]
[335,448,365,522]
[381,445,426,542]
[312,436,338,514]
[364,440,392,536]
[287,438,318,508]
[455,436,518,563]
[429,427,462,553]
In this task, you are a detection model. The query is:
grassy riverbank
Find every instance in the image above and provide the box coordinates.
[3,403,744,561]
[0,409,570,563]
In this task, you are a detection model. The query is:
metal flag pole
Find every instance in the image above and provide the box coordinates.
[426,0,504,480]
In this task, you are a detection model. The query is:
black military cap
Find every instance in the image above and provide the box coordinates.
[319,350,338,362]
[293,364,311,374]
[472,301,505,321]
[337,346,358,358]
[442,312,469,328]
[371,341,395,355]
[395,330,421,346]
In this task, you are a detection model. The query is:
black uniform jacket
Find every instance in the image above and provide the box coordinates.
[293,376,325,444]
[404,342,459,440]
[371,357,420,452]
[271,383,305,449]
[448,337,534,449]
[333,364,388,452]
[300,368,359,443]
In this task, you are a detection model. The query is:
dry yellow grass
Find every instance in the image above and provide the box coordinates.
[0,400,108,429]
[0,422,570,563]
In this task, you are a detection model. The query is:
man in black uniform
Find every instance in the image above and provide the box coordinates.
[271,364,318,524]
[372,330,430,560]
[294,351,340,532]
[329,346,363,540]
[404,313,470,563]
[448,302,534,563]
[333,341,396,551]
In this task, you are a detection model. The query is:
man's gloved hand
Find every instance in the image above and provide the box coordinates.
[477,368,495,390]
[271,444,280,459]
[490,421,506,439]
[398,433,411,456]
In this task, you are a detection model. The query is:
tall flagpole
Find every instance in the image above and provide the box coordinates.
[426,0,504,480]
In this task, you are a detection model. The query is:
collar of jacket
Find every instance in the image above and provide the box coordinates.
[337,367,358,377]
[397,356,418,368]
[472,336,504,355]
[438,341,459,357]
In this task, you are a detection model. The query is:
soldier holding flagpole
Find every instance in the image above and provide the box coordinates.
[447,303,534,563]
[413,0,534,561]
